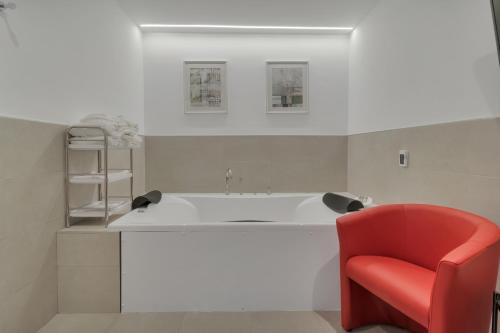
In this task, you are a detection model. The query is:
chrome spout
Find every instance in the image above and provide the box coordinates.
[225,168,233,195]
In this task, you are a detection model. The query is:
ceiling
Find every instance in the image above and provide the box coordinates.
[117,0,380,28]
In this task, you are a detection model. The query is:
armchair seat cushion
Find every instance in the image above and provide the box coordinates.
[346,255,435,327]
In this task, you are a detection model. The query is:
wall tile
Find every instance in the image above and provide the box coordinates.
[0,117,66,333]
[146,136,347,193]
[0,118,65,181]
[58,266,120,313]
[348,118,500,226]
[57,231,119,267]
[0,255,58,333]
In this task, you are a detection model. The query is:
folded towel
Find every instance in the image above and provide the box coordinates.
[108,135,142,149]
[70,114,142,149]
[70,136,105,141]
[79,114,138,138]
[69,128,107,138]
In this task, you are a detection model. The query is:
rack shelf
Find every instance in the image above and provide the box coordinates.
[68,143,134,150]
[65,126,134,228]
[69,199,131,218]
[69,170,132,184]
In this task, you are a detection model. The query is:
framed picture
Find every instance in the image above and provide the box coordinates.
[184,61,227,114]
[266,61,309,114]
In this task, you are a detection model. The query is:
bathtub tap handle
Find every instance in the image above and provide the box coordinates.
[225,168,233,195]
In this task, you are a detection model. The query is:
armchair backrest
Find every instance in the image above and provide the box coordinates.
[402,205,488,271]
[337,204,499,272]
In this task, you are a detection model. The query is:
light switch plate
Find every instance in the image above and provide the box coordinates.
[399,150,409,168]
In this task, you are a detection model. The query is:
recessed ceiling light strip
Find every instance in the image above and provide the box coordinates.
[139,24,354,32]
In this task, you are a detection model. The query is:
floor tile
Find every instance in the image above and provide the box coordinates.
[352,326,409,333]
[36,314,118,333]
[315,311,393,333]
[107,313,185,333]
[180,312,252,333]
[315,311,346,332]
[35,312,412,333]
[251,311,337,333]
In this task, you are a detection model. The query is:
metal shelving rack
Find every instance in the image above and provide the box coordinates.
[65,126,134,228]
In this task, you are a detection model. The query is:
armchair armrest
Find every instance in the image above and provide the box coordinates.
[440,240,490,266]
[429,239,500,333]
[336,204,407,261]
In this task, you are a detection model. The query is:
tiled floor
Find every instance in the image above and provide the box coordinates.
[36,312,409,333]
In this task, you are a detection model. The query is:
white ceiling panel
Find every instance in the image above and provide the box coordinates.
[117,0,380,28]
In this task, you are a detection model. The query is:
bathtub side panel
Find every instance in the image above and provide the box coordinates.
[120,229,339,312]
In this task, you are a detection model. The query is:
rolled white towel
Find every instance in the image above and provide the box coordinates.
[79,114,123,137]
[69,127,107,137]
[108,135,142,149]
[115,115,139,133]
[71,114,142,148]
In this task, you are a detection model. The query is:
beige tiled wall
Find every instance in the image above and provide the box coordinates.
[108,143,146,197]
[57,229,120,313]
[0,117,65,333]
[0,116,145,332]
[145,136,348,193]
[3,114,500,330]
[347,118,500,226]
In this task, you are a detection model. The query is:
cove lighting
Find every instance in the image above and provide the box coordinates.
[139,24,354,32]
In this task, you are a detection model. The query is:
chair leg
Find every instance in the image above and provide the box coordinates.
[493,292,500,333]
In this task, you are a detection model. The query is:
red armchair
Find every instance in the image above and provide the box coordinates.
[336,204,500,333]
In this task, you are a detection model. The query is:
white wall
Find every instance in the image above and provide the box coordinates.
[143,33,349,135]
[0,0,144,131]
[348,0,500,134]
[5,0,497,137]
[117,0,380,27]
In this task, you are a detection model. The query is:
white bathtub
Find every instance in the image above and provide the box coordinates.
[110,193,351,312]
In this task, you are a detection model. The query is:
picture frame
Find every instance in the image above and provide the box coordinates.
[266,61,309,114]
[184,61,227,114]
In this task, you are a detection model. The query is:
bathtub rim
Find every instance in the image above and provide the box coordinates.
[108,192,358,232]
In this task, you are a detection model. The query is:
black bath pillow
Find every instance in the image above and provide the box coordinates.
[322,193,364,214]
[132,190,162,210]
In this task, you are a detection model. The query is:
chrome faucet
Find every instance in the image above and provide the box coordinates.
[0,1,16,11]
[225,168,233,195]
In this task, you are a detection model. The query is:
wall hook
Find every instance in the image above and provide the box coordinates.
[0,1,16,12]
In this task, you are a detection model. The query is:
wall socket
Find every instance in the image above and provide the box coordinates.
[399,150,409,168]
